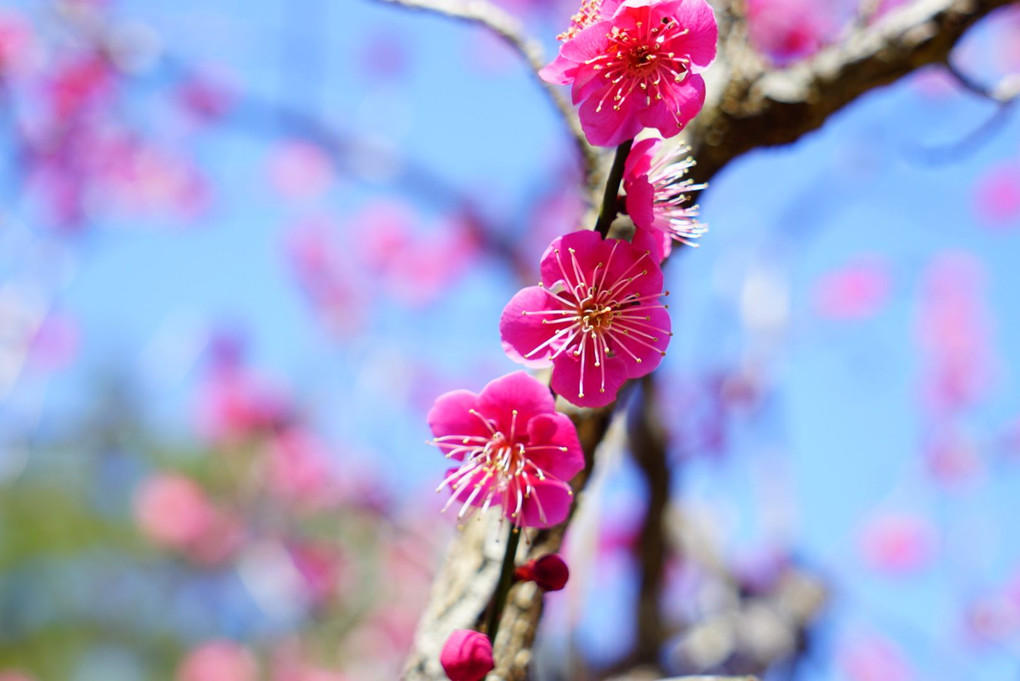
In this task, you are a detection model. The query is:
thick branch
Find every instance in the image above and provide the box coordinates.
[401,1,1013,678]
[689,0,1018,179]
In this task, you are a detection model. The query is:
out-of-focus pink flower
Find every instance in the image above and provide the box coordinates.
[916,252,993,413]
[428,371,584,527]
[0,10,31,74]
[500,230,670,407]
[285,217,364,337]
[27,312,79,372]
[267,140,335,202]
[922,427,983,488]
[0,672,35,681]
[178,76,233,122]
[747,0,832,64]
[195,363,290,445]
[813,257,891,320]
[355,202,479,307]
[177,641,258,681]
[48,54,113,121]
[288,542,348,608]
[440,630,494,681]
[266,427,340,509]
[858,511,937,575]
[134,474,216,550]
[973,161,1020,227]
[541,0,718,146]
[962,596,1020,646]
[515,553,570,591]
[838,632,916,681]
[623,135,706,259]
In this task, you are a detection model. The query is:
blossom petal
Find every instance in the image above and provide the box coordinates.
[518,476,574,528]
[427,389,485,459]
[477,371,555,432]
[672,0,719,66]
[551,353,630,408]
[500,286,560,367]
[526,412,585,480]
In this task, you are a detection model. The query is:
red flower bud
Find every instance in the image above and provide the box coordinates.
[440,629,494,681]
[514,553,569,591]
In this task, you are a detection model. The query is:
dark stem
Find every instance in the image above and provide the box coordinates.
[485,524,522,644]
[594,139,633,238]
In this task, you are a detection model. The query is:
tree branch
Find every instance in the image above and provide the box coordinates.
[401,0,1015,678]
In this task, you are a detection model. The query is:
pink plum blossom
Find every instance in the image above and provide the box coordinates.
[134,473,216,550]
[500,230,671,407]
[267,140,335,202]
[813,257,891,320]
[858,511,937,575]
[747,0,832,64]
[427,371,584,528]
[0,673,35,681]
[973,161,1020,228]
[440,630,494,681]
[177,641,258,681]
[837,632,916,681]
[540,0,718,146]
[623,135,706,258]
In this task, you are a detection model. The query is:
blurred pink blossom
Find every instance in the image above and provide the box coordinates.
[134,474,216,550]
[267,140,335,202]
[266,427,340,509]
[0,10,32,74]
[973,161,1020,227]
[0,672,35,681]
[285,217,363,336]
[922,427,983,487]
[813,257,891,320]
[858,511,937,574]
[748,0,833,64]
[195,361,290,445]
[177,641,258,681]
[838,632,916,681]
[916,252,993,413]
[27,312,79,372]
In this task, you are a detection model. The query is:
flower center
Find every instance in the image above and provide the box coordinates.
[578,295,614,332]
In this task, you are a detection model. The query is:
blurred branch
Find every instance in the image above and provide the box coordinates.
[370,0,599,188]
[944,57,1020,102]
[623,376,673,671]
[403,0,1013,678]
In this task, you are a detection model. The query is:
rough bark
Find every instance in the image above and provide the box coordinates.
[398,0,1017,678]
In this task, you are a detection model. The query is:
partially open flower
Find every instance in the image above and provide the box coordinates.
[515,553,570,591]
[440,630,494,681]
[624,135,706,259]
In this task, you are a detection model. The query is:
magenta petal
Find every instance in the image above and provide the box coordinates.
[578,94,643,147]
[632,224,672,262]
[538,55,576,85]
[672,0,719,66]
[551,353,630,408]
[517,476,573,528]
[526,412,585,480]
[477,371,555,431]
[539,231,602,288]
[645,75,706,136]
[624,173,656,232]
[500,286,559,367]
[427,389,484,458]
